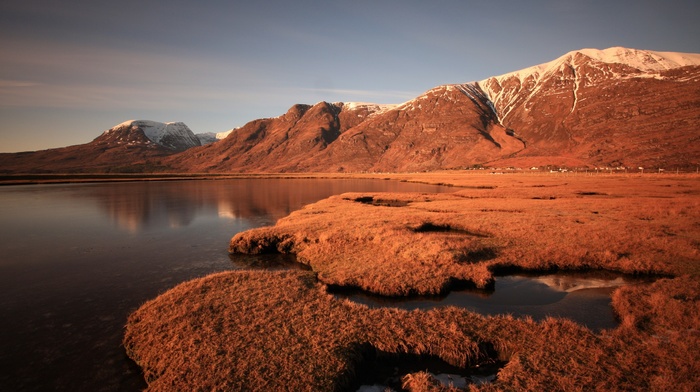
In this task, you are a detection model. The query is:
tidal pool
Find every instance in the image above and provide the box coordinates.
[335,271,654,332]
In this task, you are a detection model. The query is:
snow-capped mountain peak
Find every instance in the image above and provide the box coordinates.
[477,47,700,125]
[576,47,700,71]
[115,120,189,144]
[107,120,201,151]
[482,47,700,87]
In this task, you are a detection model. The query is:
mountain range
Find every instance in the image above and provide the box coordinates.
[2,47,699,174]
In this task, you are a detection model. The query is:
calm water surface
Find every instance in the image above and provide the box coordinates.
[0,179,451,392]
[336,271,650,332]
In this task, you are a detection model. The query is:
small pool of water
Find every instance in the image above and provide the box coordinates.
[350,346,503,392]
[335,271,654,331]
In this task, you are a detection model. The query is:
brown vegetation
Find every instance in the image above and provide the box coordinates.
[125,173,700,391]
[124,270,497,391]
[124,270,700,391]
[230,174,699,295]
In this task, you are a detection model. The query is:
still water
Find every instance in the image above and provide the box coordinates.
[0,179,451,392]
[336,271,646,332]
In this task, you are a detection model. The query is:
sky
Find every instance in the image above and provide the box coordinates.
[1,0,698,152]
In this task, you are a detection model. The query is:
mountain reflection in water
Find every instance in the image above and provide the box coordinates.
[0,179,451,392]
[76,179,433,232]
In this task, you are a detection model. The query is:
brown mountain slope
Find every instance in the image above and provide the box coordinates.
[304,84,525,172]
[169,85,526,173]
[479,48,700,169]
[0,122,173,173]
[2,47,698,173]
[166,102,396,172]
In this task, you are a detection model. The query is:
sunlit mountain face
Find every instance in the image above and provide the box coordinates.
[1,47,698,174]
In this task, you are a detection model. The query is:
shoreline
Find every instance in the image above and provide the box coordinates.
[3,172,697,389]
[0,172,353,186]
[1,170,698,187]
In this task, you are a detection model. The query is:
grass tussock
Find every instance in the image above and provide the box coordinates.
[603,276,700,391]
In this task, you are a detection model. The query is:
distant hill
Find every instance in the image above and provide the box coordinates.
[0,120,200,173]
[2,47,698,173]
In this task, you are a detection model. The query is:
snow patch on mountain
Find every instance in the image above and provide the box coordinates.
[477,47,700,124]
[112,120,201,151]
[196,129,234,145]
[394,85,447,111]
[578,47,700,71]
[339,102,398,119]
[393,83,494,116]
[483,47,700,88]
[341,102,398,112]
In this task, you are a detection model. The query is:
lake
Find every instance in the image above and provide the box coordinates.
[0,179,451,392]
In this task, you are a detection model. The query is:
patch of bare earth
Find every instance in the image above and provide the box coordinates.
[125,174,700,391]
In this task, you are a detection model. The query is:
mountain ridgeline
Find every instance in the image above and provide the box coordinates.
[2,47,699,174]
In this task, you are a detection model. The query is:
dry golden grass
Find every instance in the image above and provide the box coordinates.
[230,175,699,295]
[605,276,700,391]
[126,173,700,391]
[124,270,500,391]
[124,270,700,391]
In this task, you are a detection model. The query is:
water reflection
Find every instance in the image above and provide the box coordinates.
[65,179,449,232]
[93,183,200,231]
[527,274,629,293]
[0,179,451,392]
[336,272,652,331]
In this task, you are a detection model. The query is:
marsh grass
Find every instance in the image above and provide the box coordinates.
[126,174,700,391]
[230,176,699,295]
[125,270,700,391]
[125,270,502,391]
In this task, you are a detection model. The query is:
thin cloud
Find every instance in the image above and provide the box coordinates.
[0,82,277,110]
[298,87,419,101]
[0,79,42,88]
[0,38,283,110]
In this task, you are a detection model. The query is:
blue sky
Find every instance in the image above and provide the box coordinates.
[1,0,698,152]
